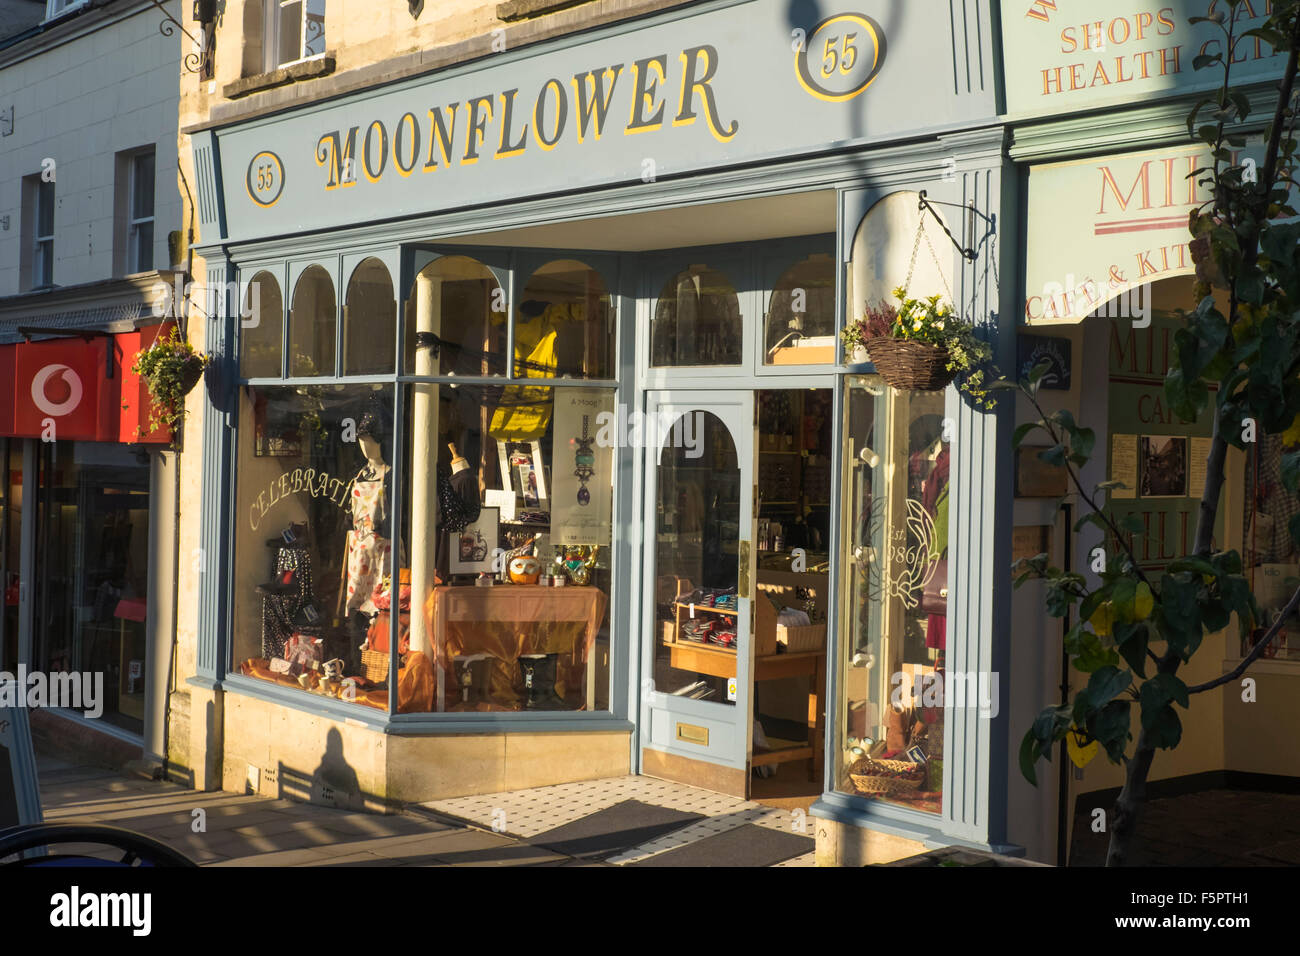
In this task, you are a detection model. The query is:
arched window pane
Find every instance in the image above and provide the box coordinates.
[344,257,395,375]
[651,411,739,705]
[765,253,835,366]
[240,270,282,379]
[651,265,742,367]
[404,256,504,376]
[289,264,336,377]
[516,259,614,380]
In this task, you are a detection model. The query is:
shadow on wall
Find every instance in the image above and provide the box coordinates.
[278,727,367,812]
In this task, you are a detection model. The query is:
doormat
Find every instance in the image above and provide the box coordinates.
[529,799,705,861]
[630,823,812,867]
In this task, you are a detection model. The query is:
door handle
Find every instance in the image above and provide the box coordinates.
[738,540,751,599]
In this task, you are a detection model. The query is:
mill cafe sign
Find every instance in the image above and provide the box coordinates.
[1023,140,1300,324]
[216,6,956,239]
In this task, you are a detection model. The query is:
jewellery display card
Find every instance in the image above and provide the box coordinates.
[550,387,615,546]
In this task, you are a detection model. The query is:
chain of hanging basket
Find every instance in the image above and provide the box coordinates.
[861,213,959,393]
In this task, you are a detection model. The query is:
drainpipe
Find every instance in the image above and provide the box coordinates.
[160,154,199,780]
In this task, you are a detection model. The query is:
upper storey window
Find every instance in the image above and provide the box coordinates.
[265,0,325,71]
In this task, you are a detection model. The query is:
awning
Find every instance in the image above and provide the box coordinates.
[0,322,176,443]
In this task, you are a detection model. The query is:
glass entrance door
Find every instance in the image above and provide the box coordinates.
[641,391,754,778]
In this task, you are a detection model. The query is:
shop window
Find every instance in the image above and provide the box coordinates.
[289,265,336,377]
[1243,434,1300,660]
[837,376,950,814]
[232,384,397,709]
[31,442,151,734]
[517,260,615,380]
[343,258,396,376]
[650,411,741,705]
[240,270,283,379]
[651,265,742,367]
[398,382,614,713]
[404,256,505,377]
[764,253,836,366]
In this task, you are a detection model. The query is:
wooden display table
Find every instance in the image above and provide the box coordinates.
[667,643,825,780]
[426,584,607,712]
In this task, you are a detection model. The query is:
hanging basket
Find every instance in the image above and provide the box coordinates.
[175,355,206,396]
[863,337,956,392]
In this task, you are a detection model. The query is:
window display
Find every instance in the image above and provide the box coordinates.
[233,254,617,715]
[837,376,949,813]
[233,385,404,709]
[399,381,614,714]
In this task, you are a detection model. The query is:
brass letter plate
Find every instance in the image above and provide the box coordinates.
[676,722,709,746]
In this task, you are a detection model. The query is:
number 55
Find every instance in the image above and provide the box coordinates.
[821,33,859,77]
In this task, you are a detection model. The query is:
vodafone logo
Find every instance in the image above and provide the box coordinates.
[31,364,84,417]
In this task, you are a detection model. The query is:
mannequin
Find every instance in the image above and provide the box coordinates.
[339,413,393,619]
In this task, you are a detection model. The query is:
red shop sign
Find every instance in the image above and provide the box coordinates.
[13,338,113,440]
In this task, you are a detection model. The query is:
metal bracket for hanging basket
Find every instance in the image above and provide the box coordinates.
[917,190,995,262]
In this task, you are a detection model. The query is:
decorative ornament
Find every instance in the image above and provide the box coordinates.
[574,415,596,506]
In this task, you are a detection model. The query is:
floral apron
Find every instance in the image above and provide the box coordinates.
[343,470,391,616]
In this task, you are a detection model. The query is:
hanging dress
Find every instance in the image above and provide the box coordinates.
[341,464,392,616]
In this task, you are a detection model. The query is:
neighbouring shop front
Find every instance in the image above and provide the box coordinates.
[0,279,180,761]
[183,0,1016,864]
[1003,0,1300,864]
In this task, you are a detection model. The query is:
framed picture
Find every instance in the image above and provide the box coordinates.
[1140,436,1188,498]
[449,507,499,574]
[1015,445,1068,498]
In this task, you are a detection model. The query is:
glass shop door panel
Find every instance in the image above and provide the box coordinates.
[641,390,754,773]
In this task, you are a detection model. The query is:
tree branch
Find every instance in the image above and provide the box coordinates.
[1186,580,1300,692]
[1023,389,1155,592]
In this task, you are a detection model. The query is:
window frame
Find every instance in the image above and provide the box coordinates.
[264,0,327,72]
[126,148,156,275]
[31,178,55,289]
[43,0,88,22]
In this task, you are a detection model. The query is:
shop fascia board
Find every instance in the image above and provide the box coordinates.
[193,130,1008,263]
[810,793,1027,858]
[1009,83,1284,164]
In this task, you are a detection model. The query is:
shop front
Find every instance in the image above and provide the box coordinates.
[180,0,1016,863]
[1003,0,1300,864]
[0,287,179,763]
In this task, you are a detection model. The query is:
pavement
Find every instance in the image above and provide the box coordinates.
[31,756,815,867]
[1069,787,1300,866]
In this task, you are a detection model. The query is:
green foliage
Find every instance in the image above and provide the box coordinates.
[130,326,208,437]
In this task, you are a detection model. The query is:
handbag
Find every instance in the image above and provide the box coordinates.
[920,558,948,616]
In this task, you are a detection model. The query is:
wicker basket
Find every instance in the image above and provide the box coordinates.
[848,756,925,795]
[864,337,955,391]
[360,649,390,683]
